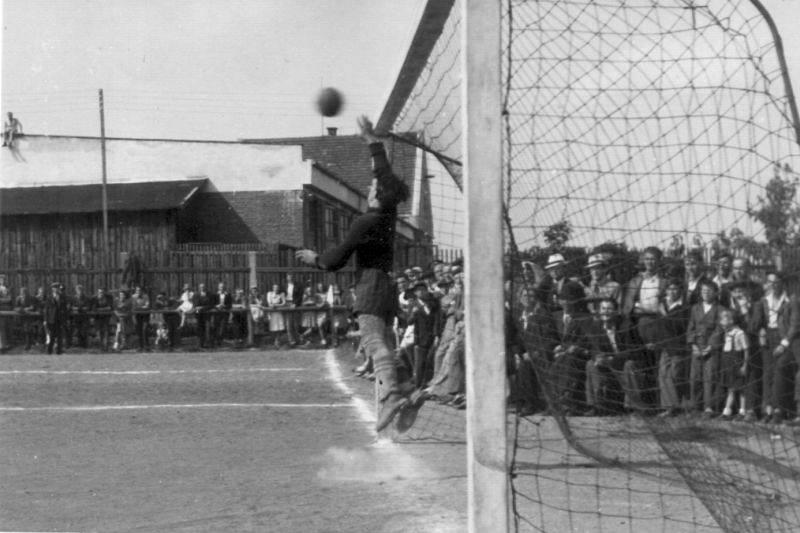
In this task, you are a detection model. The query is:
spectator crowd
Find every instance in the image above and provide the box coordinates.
[365,249,798,424]
[0,273,355,354]
[509,248,800,425]
[352,260,468,411]
[1,247,798,426]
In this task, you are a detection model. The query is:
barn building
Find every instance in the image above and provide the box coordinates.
[0,132,435,290]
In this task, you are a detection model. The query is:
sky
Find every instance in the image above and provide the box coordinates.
[0,0,426,140]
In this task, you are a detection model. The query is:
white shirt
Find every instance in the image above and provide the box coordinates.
[713,274,732,288]
[766,293,787,329]
[638,275,661,313]
[604,326,619,353]
[723,327,748,352]
[286,283,295,305]
[702,302,713,315]
[687,277,700,294]
[666,299,684,312]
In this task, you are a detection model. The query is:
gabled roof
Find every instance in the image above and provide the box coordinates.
[0,179,207,216]
[242,134,418,216]
[1,135,306,191]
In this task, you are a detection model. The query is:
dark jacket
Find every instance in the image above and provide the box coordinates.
[761,294,800,347]
[43,295,69,325]
[586,319,638,364]
[316,142,403,322]
[553,310,593,355]
[684,275,710,307]
[409,293,441,348]
[213,292,233,311]
[71,293,92,316]
[658,299,690,352]
[686,302,724,349]
[732,298,765,340]
[194,291,213,311]
[91,294,114,316]
[521,301,559,359]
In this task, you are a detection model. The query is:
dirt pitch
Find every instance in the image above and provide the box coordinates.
[0,348,466,533]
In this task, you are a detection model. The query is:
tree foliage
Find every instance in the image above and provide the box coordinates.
[543,220,572,250]
[748,163,800,251]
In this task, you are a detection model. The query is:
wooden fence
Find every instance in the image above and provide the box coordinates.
[0,246,357,298]
[1,235,463,298]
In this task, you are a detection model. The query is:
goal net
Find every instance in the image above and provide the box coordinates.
[379,0,800,532]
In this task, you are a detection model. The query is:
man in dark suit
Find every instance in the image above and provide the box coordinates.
[761,272,800,423]
[43,282,69,355]
[406,281,441,388]
[656,278,690,416]
[0,275,13,352]
[211,281,232,347]
[584,298,629,415]
[194,283,213,349]
[13,286,39,351]
[550,281,593,414]
[686,279,725,416]
[70,284,92,349]
[90,287,114,352]
[684,249,710,307]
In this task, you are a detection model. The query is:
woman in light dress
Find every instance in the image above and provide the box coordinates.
[177,283,195,329]
[266,284,286,346]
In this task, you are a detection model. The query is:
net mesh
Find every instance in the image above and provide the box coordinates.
[382,0,800,531]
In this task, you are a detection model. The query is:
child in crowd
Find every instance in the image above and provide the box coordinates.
[719,308,749,420]
[177,283,195,329]
[152,292,171,349]
[300,286,316,345]
[266,284,286,347]
[314,282,330,346]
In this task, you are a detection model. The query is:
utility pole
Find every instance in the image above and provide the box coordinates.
[99,89,109,272]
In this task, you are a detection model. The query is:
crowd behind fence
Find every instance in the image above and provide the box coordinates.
[3,241,799,428]
[0,277,355,353]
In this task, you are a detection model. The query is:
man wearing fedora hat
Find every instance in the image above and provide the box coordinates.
[406,280,440,389]
[550,280,594,414]
[544,253,568,313]
[584,253,621,314]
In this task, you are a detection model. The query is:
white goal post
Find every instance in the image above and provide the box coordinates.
[462,1,509,532]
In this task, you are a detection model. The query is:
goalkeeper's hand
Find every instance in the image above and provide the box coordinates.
[295,249,319,267]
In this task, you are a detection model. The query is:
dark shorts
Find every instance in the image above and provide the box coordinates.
[721,349,745,390]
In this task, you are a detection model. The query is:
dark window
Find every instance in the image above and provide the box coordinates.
[324,206,335,241]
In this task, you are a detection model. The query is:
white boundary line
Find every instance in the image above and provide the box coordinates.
[324,349,377,430]
[0,368,305,376]
[0,402,351,412]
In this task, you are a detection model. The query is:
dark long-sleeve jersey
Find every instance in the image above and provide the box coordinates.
[316,142,403,322]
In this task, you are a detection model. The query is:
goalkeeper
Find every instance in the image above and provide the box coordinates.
[296,115,411,432]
